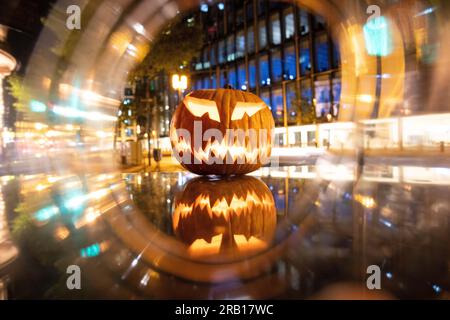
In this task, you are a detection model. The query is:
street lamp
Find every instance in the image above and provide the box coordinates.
[172,74,188,104]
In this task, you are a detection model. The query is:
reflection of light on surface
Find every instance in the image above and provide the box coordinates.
[53,105,117,122]
[131,257,139,267]
[354,194,376,209]
[35,184,47,191]
[54,226,70,240]
[414,7,435,17]
[379,218,393,228]
[85,207,100,223]
[357,94,374,103]
[133,23,145,35]
[80,243,101,258]
[386,272,393,279]
[34,206,59,222]
[140,272,150,287]
[317,163,355,181]
[65,194,86,210]
[189,235,222,256]
[30,100,47,112]
[432,284,441,293]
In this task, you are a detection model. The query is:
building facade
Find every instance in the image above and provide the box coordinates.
[191,0,341,127]
[117,0,343,159]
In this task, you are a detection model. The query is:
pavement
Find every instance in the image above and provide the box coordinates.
[121,155,184,173]
[119,147,450,175]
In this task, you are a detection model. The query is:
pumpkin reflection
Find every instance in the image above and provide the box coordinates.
[172,176,276,260]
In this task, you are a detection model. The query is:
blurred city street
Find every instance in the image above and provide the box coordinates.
[0,0,449,301]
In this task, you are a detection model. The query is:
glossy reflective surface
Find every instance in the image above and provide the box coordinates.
[1,161,449,299]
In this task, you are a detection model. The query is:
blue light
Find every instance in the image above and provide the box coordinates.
[34,206,59,222]
[200,4,208,13]
[30,100,47,112]
[386,272,393,279]
[80,243,101,258]
[363,16,392,56]
[380,218,393,228]
[217,3,224,10]
[415,7,435,17]
[432,285,441,293]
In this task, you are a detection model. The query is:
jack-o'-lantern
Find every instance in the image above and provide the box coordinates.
[172,176,276,261]
[170,89,275,175]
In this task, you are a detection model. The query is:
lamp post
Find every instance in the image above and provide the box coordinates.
[172,74,188,105]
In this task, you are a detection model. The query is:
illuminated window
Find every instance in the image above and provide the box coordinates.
[332,76,341,116]
[300,79,314,124]
[195,78,202,90]
[314,76,331,118]
[259,54,270,86]
[300,40,311,75]
[286,81,299,124]
[203,49,210,69]
[236,30,245,58]
[271,14,281,45]
[203,76,210,89]
[284,45,296,79]
[260,89,271,110]
[284,9,295,40]
[211,73,217,88]
[315,34,330,72]
[299,11,309,35]
[210,45,216,66]
[271,87,283,122]
[228,67,237,88]
[218,40,226,64]
[247,26,255,53]
[227,35,235,62]
[238,63,247,90]
[249,58,257,88]
[332,42,340,68]
[220,69,226,88]
[258,20,267,48]
[271,51,283,82]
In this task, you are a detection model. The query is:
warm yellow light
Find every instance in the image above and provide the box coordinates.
[230,102,265,120]
[172,74,180,90]
[172,74,188,90]
[355,194,376,209]
[183,96,220,122]
[179,75,188,90]
[357,94,374,103]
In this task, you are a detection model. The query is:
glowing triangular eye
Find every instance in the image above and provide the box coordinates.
[231,101,265,120]
[184,96,220,122]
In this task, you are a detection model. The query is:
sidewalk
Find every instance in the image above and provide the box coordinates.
[121,156,184,173]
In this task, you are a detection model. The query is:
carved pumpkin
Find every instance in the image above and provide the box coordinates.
[170,88,275,175]
[172,176,276,261]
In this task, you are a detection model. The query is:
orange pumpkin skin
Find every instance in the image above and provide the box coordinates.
[172,176,276,260]
[170,89,274,175]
